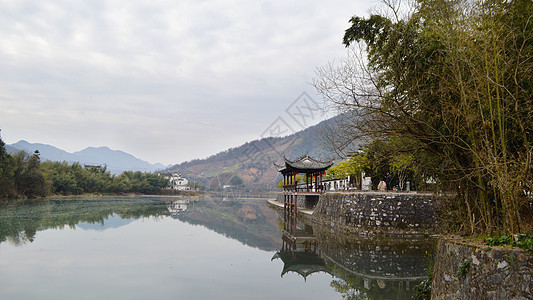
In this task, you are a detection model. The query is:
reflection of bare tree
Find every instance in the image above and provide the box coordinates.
[330,279,370,300]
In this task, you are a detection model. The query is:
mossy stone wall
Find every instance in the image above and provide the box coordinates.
[431,238,533,299]
[312,192,437,236]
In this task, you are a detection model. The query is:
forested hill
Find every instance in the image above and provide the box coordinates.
[167,114,355,191]
[7,141,166,174]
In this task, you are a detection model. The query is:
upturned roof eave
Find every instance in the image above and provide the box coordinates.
[282,154,334,172]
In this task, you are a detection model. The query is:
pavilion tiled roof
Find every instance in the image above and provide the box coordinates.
[274,163,287,172]
[274,154,334,174]
[285,154,334,170]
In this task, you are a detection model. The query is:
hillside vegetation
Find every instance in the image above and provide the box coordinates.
[167,115,352,191]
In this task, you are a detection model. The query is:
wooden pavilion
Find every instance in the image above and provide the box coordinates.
[275,154,334,220]
[275,154,334,193]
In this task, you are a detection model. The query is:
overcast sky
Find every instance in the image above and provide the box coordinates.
[1,0,375,165]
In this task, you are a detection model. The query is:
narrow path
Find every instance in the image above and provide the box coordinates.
[266,199,314,215]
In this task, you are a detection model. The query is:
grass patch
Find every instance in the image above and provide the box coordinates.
[485,234,533,253]
[457,261,470,279]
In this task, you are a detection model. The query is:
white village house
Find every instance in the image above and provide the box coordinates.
[166,173,190,191]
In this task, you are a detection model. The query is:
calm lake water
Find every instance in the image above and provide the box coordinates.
[0,196,434,299]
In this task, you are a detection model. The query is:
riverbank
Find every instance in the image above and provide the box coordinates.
[268,191,437,237]
[267,193,533,298]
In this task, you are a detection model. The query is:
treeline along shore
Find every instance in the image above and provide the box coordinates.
[0,135,172,200]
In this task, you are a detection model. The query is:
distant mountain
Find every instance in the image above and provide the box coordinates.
[72,146,167,172]
[4,144,22,155]
[7,140,166,174]
[9,140,74,162]
[167,114,360,191]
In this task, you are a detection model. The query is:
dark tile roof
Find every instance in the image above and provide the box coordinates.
[274,154,334,173]
[285,154,334,170]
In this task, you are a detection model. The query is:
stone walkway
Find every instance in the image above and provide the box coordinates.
[266,199,314,215]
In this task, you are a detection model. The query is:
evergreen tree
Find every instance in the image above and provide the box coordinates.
[0,132,15,198]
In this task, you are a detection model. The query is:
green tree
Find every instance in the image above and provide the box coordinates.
[11,151,48,198]
[314,0,533,234]
[325,155,366,180]
[1,135,169,198]
[0,134,16,198]
[41,162,82,195]
[229,175,244,186]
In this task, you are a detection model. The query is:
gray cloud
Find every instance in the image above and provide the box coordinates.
[0,0,373,164]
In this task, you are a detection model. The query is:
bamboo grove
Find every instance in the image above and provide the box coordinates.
[314,0,532,234]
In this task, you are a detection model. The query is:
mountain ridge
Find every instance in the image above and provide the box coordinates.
[7,140,167,174]
[167,114,358,191]
[5,114,356,186]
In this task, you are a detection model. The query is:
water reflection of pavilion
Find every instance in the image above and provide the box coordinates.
[271,215,331,280]
[272,206,434,298]
[271,235,330,280]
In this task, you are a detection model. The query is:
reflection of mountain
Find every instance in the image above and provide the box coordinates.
[0,197,170,245]
[77,214,135,231]
[0,196,283,251]
[175,197,282,251]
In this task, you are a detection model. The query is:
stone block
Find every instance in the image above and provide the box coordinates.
[490,249,503,259]
[487,273,504,284]
[497,261,509,269]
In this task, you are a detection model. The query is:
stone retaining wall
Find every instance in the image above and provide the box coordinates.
[312,192,437,236]
[431,238,533,299]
